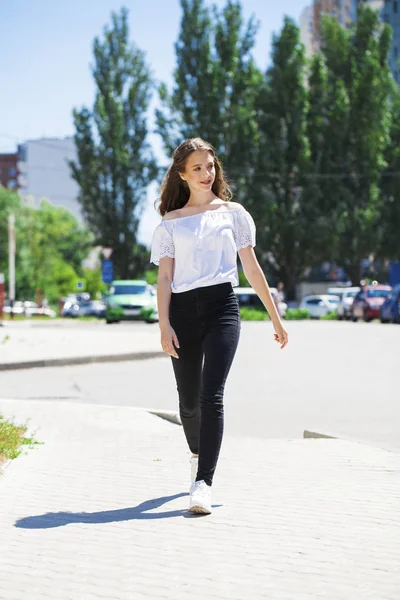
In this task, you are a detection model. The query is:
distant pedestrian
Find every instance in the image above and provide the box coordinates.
[150,138,288,515]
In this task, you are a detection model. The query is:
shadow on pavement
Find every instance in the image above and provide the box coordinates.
[13,492,205,528]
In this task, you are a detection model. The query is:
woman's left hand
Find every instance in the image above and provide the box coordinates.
[273,322,288,349]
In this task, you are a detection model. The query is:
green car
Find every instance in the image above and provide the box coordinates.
[105,280,158,324]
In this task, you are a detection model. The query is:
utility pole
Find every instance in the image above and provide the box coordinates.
[0,273,5,324]
[8,214,16,318]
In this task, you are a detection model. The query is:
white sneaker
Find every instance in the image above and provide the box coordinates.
[190,454,198,486]
[189,480,212,514]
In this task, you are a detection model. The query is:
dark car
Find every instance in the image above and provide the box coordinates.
[62,294,106,319]
[380,284,400,323]
[351,284,392,322]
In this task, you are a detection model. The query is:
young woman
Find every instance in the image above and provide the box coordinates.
[150,138,288,515]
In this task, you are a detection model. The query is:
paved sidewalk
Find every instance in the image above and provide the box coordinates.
[0,322,163,369]
[1,399,399,599]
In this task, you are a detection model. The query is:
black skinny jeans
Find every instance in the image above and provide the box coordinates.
[169,283,241,487]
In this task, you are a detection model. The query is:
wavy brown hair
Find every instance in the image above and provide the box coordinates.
[156,138,233,216]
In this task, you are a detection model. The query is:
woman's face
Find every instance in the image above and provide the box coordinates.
[181,150,216,193]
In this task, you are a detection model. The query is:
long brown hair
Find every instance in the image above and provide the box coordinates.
[156,138,233,216]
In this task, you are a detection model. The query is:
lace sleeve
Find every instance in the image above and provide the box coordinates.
[150,222,175,266]
[233,209,256,250]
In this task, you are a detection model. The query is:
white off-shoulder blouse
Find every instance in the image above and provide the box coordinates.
[150,206,256,294]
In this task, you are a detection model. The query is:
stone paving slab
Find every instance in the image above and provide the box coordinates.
[0,398,399,600]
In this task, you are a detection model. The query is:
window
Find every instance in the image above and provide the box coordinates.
[367,289,391,298]
[7,180,17,189]
[395,1,398,14]
[8,167,16,177]
[306,298,322,306]
[110,285,148,295]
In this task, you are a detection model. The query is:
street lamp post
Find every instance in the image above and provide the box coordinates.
[0,273,5,324]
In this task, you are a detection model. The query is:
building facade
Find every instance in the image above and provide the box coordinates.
[300,5,315,57]
[382,0,400,82]
[0,153,19,190]
[17,137,81,219]
[301,1,384,55]
[312,0,358,51]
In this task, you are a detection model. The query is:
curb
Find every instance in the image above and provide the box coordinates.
[148,410,182,426]
[303,430,338,440]
[0,351,166,371]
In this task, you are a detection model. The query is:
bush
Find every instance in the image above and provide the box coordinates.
[285,308,310,320]
[240,307,270,321]
[321,311,338,320]
[145,269,158,286]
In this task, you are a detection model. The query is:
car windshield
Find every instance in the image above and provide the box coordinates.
[367,289,390,298]
[327,297,339,303]
[111,285,147,295]
[346,291,358,298]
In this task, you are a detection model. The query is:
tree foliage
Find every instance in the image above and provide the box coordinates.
[156,0,262,203]
[0,189,92,302]
[379,85,400,261]
[70,7,156,279]
[315,7,393,284]
[250,17,311,299]
[250,5,394,295]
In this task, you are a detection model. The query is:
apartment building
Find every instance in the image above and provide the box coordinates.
[17,137,81,219]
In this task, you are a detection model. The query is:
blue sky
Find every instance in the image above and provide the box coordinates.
[1,0,305,243]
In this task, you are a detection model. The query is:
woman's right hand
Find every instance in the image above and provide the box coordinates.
[160,323,180,359]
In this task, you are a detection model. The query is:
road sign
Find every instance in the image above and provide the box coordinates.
[76,281,85,291]
[102,259,114,284]
[102,247,113,260]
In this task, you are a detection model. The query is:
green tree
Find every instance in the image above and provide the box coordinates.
[82,267,107,299]
[15,201,91,302]
[250,17,311,299]
[156,0,262,203]
[70,7,157,279]
[379,86,400,262]
[32,201,92,274]
[306,53,348,264]
[315,7,393,284]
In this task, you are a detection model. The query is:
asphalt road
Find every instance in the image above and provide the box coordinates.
[0,320,398,451]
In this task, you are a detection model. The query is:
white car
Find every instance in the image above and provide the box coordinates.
[299,294,340,318]
[330,287,360,320]
[234,287,288,317]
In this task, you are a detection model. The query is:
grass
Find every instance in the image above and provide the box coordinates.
[0,414,41,464]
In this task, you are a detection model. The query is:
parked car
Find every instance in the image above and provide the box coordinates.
[105,280,157,324]
[62,294,105,319]
[299,294,340,319]
[3,300,56,318]
[233,287,288,317]
[328,287,361,320]
[351,284,392,322]
[380,284,400,323]
[3,301,26,316]
[140,293,159,324]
